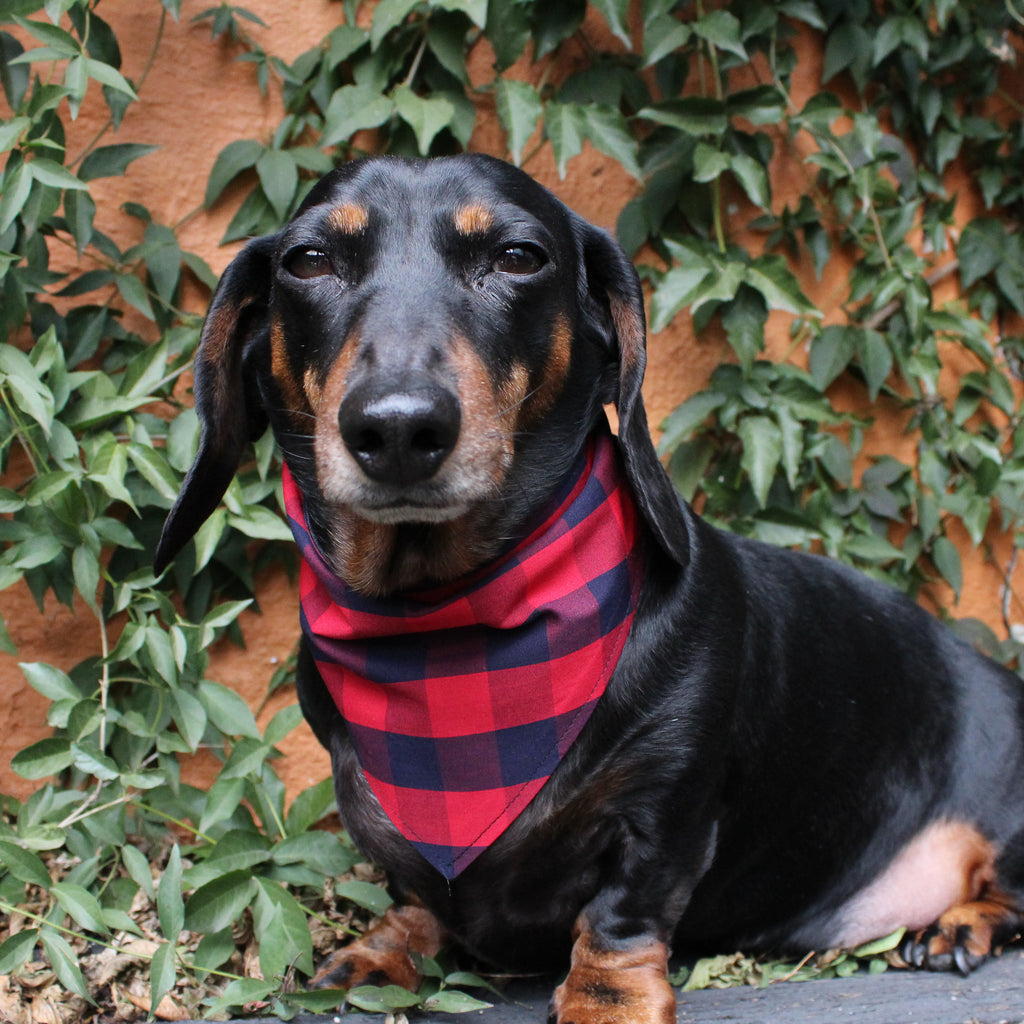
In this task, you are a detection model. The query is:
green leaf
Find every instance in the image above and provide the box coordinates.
[115,272,155,319]
[649,263,712,333]
[643,15,691,66]
[225,505,291,541]
[484,0,531,68]
[122,844,155,900]
[41,929,92,1002]
[203,977,276,1017]
[435,0,486,28]
[254,876,314,978]
[128,442,180,501]
[284,777,336,835]
[200,599,253,637]
[72,544,100,612]
[744,256,818,317]
[580,106,641,179]
[201,830,271,875]
[184,870,257,933]
[721,286,768,371]
[335,879,394,916]
[158,845,185,942]
[730,153,771,210]
[11,737,74,780]
[810,325,858,390]
[0,162,33,234]
[285,989,351,1012]
[692,142,730,182]
[958,218,1003,289]
[424,989,493,1012]
[141,222,182,303]
[823,21,872,86]
[931,536,962,598]
[856,329,892,401]
[221,736,273,780]
[738,415,783,508]
[637,97,727,136]
[78,143,157,181]
[320,85,395,149]
[273,831,358,878]
[392,85,455,155]
[12,16,80,56]
[199,679,261,739]
[494,78,542,166]
[198,776,247,835]
[205,138,263,207]
[370,0,421,49]
[0,929,38,975]
[692,9,747,60]
[263,702,304,747]
[169,687,207,752]
[659,391,724,456]
[149,941,178,1016]
[53,881,110,935]
[71,742,120,781]
[544,101,586,178]
[0,839,51,888]
[347,985,422,1012]
[0,116,29,152]
[27,158,88,191]
[256,148,298,222]
[853,927,905,958]
[19,662,80,702]
[590,0,631,47]
[82,57,137,99]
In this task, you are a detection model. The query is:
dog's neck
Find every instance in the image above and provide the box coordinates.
[303,431,597,598]
[317,506,504,598]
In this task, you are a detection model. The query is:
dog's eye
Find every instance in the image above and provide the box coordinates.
[492,245,546,276]
[284,248,333,280]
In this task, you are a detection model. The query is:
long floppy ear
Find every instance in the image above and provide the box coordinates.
[579,223,690,567]
[155,234,277,574]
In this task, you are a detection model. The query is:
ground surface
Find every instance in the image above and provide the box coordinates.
[191,950,1024,1024]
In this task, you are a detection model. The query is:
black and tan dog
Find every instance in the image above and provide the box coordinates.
[156,154,1024,1023]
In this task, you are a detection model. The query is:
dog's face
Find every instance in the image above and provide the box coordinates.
[269,158,591,528]
[156,155,688,594]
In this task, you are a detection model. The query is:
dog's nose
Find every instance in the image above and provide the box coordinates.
[338,384,461,485]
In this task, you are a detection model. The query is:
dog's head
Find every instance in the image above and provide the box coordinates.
[156,155,687,594]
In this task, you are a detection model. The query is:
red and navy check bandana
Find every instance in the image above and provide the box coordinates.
[282,429,642,879]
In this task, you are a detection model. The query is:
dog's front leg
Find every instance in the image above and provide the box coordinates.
[548,811,718,1024]
[550,913,675,1024]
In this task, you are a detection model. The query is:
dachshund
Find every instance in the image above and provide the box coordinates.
[156,154,1024,1023]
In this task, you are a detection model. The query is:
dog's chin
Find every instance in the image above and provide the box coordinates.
[354,502,470,525]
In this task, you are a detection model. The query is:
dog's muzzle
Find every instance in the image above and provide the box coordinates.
[337,379,461,486]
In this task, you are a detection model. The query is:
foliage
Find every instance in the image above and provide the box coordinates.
[670,927,907,990]
[0,0,1022,1018]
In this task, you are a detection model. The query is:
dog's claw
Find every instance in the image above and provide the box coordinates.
[953,942,972,977]
[903,913,1003,976]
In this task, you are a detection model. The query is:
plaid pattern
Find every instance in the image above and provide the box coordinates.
[282,429,642,879]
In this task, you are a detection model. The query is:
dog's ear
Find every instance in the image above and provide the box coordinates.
[155,234,277,574]
[579,222,690,567]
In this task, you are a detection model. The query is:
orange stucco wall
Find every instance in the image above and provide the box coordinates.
[2,1,1022,803]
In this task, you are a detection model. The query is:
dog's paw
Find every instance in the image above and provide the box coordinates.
[900,893,1023,975]
[548,934,676,1024]
[311,903,445,991]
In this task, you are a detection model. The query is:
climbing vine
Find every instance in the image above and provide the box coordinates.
[0,0,1022,1018]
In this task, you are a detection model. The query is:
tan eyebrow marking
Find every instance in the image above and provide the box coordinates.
[453,204,495,235]
[329,203,369,233]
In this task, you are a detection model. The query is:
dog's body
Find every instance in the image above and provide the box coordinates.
[157,154,1024,1022]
